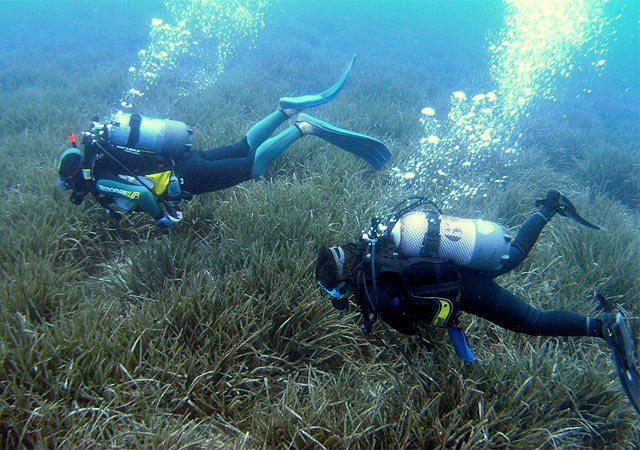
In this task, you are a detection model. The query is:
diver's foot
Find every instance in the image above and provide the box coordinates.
[535,189,565,219]
[534,189,604,230]
[553,190,575,219]
[294,113,391,170]
[278,96,317,116]
[280,107,299,118]
[278,55,356,115]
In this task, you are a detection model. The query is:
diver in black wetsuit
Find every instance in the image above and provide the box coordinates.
[315,190,640,415]
[57,56,391,228]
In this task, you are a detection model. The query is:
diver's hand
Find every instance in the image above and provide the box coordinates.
[156,211,183,228]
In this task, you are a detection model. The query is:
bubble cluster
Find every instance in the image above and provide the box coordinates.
[490,0,611,120]
[120,0,270,111]
[391,89,515,206]
[392,0,612,206]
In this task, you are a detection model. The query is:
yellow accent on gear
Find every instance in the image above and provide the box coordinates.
[125,191,141,200]
[431,298,453,327]
[144,171,172,196]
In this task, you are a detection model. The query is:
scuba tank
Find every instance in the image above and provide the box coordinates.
[389,210,511,271]
[105,113,193,158]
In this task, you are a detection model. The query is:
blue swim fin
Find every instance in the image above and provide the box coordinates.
[279,55,356,110]
[295,113,391,170]
[603,313,640,416]
[448,324,476,363]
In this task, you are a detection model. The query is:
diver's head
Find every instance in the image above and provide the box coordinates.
[57,148,82,187]
[315,243,358,310]
[57,148,89,204]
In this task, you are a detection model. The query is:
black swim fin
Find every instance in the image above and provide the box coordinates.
[603,312,640,416]
[535,190,605,230]
[595,292,614,313]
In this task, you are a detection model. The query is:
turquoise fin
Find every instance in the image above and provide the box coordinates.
[279,55,356,110]
[296,113,391,170]
[604,313,640,416]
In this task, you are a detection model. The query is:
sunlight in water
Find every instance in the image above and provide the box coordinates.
[120,0,270,110]
[394,0,612,205]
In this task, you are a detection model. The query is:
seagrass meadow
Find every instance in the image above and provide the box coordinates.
[1,1,639,449]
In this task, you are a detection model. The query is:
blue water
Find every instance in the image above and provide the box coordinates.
[1,0,638,205]
[2,1,636,113]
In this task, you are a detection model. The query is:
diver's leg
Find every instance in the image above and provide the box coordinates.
[199,140,251,160]
[495,213,548,274]
[250,125,303,178]
[461,273,640,413]
[491,191,564,276]
[459,272,601,337]
[175,147,254,194]
[246,110,290,150]
[463,271,640,414]
[494,190,603,276]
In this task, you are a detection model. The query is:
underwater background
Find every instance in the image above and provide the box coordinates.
[0,0,638,448]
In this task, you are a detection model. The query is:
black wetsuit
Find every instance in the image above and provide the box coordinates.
[173,138,256,195]
[458,213,594,337]
[89,138,256,220]
[359,212,599,338]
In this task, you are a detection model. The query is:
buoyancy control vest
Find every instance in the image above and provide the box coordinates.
[353,238,462,335]
[79,115,190,210]
[354,198,511,334]
[345,198,512,362]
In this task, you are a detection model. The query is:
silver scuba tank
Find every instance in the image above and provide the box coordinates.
[107,113,193,158]
[389,210,511,271]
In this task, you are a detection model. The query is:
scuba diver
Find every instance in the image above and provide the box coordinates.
[56,56,391,228]
[315,190,640,416]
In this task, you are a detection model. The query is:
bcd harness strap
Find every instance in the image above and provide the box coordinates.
[421,211,440,258]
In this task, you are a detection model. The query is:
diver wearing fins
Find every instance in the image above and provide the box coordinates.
[316,190,640,416]
[56,56,392,228]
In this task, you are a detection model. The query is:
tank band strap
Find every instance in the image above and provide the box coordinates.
[127,113,142,148]
[421,212,441,258]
